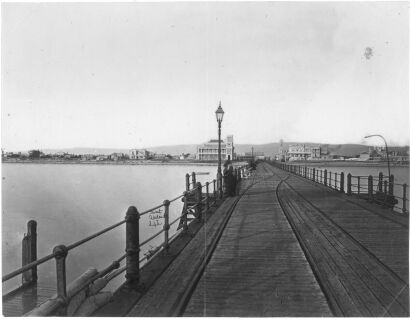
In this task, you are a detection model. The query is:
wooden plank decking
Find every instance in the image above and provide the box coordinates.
[183,172,332,316]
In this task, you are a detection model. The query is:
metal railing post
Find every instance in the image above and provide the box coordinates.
[335,172,337,189]
[403,184,407,214]
[389,174,394,196]
[358,176,361,196]
[192,172,196,188]
[368,176,373,202]
[213,179,216,202]
[324,169,327,186]
[22,220,37,285]
[378,172,383,192]
[53,245,68,309]
[182,192,189,232]
[340,172,345,193]
[329,172,332,188]
[186,173,190,191]
[384,180,388,195]
[313,168,316,182]
[125,206,140,288]
[196,182,202,221]
[206,182,210,211]
[163,200,170,252]
[347,173,351,195]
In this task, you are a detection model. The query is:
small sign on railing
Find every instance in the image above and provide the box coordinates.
[148,209,164,227]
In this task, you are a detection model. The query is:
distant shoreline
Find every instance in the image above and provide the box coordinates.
[1,159,221,166]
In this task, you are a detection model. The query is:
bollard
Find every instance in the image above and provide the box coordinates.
[378,172,383,192]
[313,168,316,182]
[196,182,202,221]
[389,175,394,196]
[206,182,210,211]
[185,173,190,191]
[22,220,37,285]
[163,200,170,251]
[53,245,68,308]
[191,172,196,188]
[403,184,407,214]
[368,176,373,202]
[125,206,140,288]
[347,173,351,195]
[340,172,345,193]
[324,169,327,186]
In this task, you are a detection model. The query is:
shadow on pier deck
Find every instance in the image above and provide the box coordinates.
[95,162,409,317]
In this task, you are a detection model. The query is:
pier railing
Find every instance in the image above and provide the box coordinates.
[3,166,247,316]
[277,162,408,215]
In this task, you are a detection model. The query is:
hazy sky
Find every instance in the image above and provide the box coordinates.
[2,2,409,151]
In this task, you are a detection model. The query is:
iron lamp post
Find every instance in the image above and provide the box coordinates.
[215,102,224,198]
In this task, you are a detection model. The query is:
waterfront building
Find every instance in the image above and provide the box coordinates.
[196,135,235,161]
[287,144,321,161]
[129,149,151,160]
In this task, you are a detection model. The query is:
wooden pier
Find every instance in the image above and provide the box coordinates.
[118,163,408,316]
[3,162,409,316]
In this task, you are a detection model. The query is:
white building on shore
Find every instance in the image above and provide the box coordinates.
[288,144,321,161]
[196,135,235,161]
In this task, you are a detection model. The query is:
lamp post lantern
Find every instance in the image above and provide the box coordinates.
[215,101,224,198]
[364,134,391,178]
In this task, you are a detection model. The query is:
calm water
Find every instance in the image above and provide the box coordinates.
[2,163,217,294]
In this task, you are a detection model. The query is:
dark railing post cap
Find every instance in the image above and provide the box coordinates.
[53,245,68,258]
[125,206,140,221]
[163,199,170,206]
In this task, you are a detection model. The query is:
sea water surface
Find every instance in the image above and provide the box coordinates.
[2,163,217,294]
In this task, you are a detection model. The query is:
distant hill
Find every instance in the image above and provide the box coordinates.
[38,143,408,157]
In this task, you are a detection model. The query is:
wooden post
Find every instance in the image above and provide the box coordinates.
[206,182,210,211]
[125,206,140,288]
[185,173,190,191]
[340,172,345,193]
[403,184,407,214]
[324,169,327,186]
[313,168,316,182]
[196,182,202,221]
[388,174,394,196]
[192,172,196,188]
[53,245,68,305]
[22,220,37,285]
[378,172,383,192]
[368,176,373,202]
[163,200,170,251]
[347,173,351,195]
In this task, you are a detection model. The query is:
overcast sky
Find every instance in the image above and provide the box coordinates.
[2,2,409,151]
